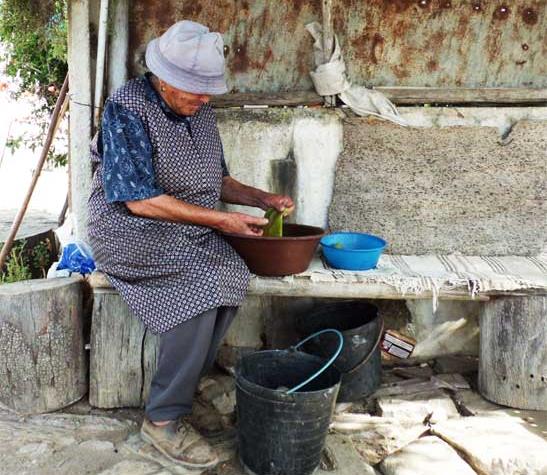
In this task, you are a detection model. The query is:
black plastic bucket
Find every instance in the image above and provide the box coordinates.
[236,349,341,475]
[296,301,383,402]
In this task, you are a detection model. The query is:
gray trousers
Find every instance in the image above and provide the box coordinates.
[145,306,237,422]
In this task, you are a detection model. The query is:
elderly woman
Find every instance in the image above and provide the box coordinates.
[88,20,293,468]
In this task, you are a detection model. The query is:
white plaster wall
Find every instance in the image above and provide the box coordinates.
[292,115,343,227]
[217,108,342,228]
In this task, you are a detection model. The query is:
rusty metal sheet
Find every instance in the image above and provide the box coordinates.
[129,0,546,92]
[129,0,319,93]
[333,0,546,88]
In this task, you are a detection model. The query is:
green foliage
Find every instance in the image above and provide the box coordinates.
[0,0,68,167]
[32,238,52,278]
[0,0,68,102]
[0,241,32,284]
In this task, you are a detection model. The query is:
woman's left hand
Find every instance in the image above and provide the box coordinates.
[260,193,295,214]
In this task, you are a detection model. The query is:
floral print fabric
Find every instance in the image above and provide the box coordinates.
[101,100,164,203]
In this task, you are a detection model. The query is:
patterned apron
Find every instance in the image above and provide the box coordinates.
[88,77,250,334]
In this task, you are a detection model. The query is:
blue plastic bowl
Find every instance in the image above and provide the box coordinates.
[320,232,387,271]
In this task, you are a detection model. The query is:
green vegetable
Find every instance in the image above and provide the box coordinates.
[333,242,344,249]
[263,207,291,237]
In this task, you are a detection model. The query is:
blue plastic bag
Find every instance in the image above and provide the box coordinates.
[57,242,96,275]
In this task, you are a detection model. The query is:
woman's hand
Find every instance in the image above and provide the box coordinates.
[259,193,295,215]
[216,212,269,236]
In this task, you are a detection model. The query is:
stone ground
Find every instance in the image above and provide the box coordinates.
[1,356,546,475]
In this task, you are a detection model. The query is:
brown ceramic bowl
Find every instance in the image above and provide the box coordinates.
[223,223,325,277]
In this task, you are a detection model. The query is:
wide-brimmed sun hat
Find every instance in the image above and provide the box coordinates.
[145,20,228,95]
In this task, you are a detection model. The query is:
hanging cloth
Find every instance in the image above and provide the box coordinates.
[306,22,408,127]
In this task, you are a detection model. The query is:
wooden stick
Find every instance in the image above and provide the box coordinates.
[58,194,69,227]
[0,75,69,271]
[322,0,336,107]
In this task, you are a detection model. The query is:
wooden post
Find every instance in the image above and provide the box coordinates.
[0,278,86,414]
[322,0,336,107]
[479,295,547,410]
[90,289,159,408]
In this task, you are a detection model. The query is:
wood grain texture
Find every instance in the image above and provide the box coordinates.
[479,295,547,410]
[0,278,86,414]
[89,289,159,408]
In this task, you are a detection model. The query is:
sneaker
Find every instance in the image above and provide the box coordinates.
[140,417,219,469]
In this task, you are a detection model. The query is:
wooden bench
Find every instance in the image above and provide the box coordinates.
[87,254,547,410]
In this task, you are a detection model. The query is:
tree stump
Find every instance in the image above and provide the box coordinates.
[89,289,159,408]
[0,277,86,414]
[479,295,547,410]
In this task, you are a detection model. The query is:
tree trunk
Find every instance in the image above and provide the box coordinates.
[479,295,547,410]
[0,278,86,414]
[89,289,159,408]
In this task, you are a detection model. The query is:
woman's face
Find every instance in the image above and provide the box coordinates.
[159,80,211,116]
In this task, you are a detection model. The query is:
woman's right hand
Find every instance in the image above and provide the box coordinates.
[216,212,269,236]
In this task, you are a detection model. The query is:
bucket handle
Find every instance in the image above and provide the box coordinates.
[286,329,344,394]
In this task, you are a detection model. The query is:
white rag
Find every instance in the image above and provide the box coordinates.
[306,22,407,127]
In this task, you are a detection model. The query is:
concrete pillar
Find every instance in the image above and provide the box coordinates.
[107,0,129,95]
[68,0,93,241]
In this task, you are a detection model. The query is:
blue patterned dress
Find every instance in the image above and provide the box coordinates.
[88,75,250,334]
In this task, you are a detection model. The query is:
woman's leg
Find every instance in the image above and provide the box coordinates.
[145,308,218,422]
[200,306,238,377]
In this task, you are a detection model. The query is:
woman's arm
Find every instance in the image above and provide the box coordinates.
[126,194,268,235]
[220,176,294,212]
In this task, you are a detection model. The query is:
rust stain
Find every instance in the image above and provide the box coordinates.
[232,43,250,73]
[427,59,438,71]
[492,5,511,20]
[292,0,311,11]
[371,33,385,64]
[521,7,538,25]
[393,64,410,79]
[472,2,482,13]
[231,42,275,74]
[381,0,415,14]
[181,2,203,18]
